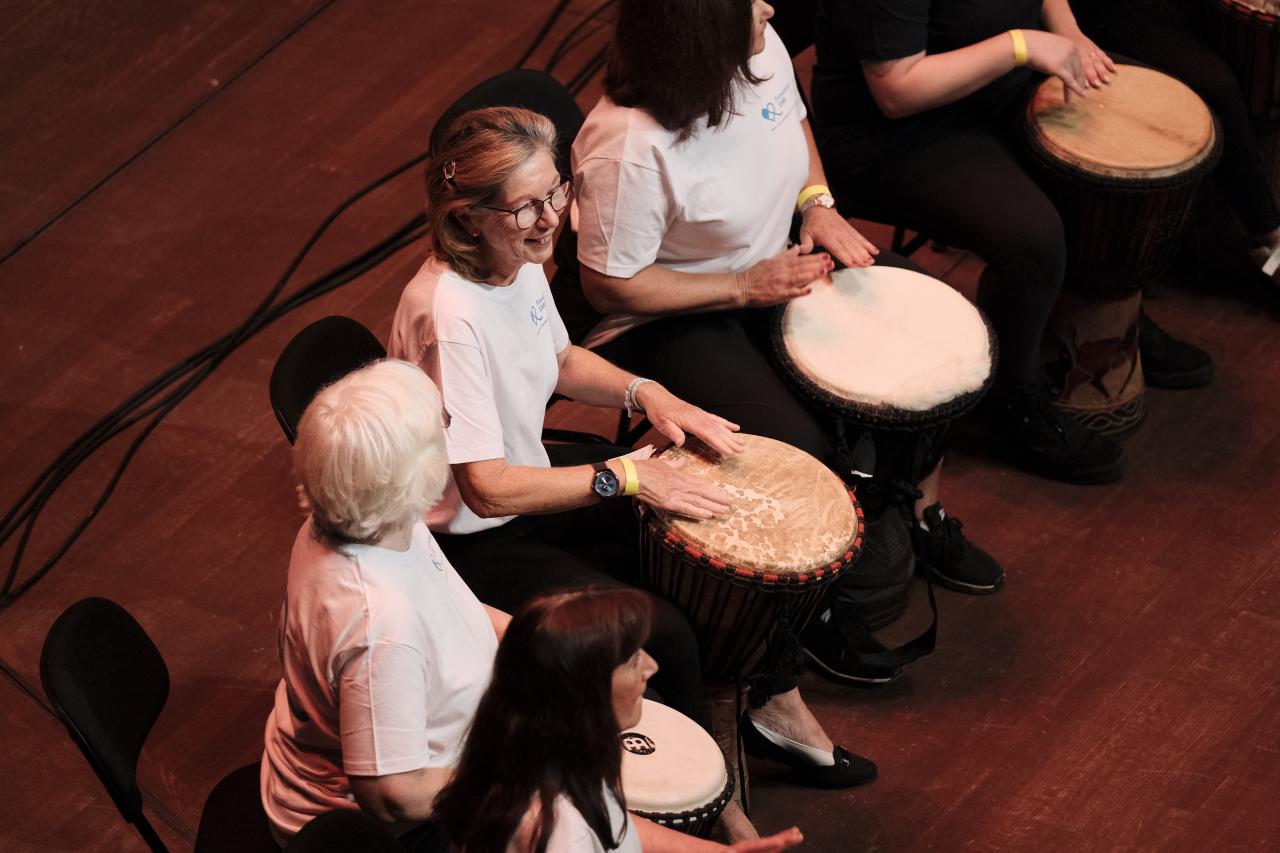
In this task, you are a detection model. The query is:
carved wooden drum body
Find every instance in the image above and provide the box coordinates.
[637,434,862,680]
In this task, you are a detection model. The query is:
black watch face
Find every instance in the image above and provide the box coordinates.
[593,470,620,498]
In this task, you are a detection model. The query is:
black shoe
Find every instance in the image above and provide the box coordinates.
[801,609,903,687]
[983,378,1126,484]
[913,503,1005,594]
[740,713,877,788]
[1139,311,1213,389]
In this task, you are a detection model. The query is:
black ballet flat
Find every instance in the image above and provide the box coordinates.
[740,713,877,789]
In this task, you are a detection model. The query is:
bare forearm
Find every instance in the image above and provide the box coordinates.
[581,263,746,317]
[867,36,1017,118]
[801,119,827,189]
[454,459,619,518]
[555,345,636,407]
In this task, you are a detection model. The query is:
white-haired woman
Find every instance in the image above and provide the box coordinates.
[261,359,503,850]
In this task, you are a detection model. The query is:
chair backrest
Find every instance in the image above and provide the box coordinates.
[269,316,386,444]
[40,598,170,839]
[429,68,585,177]
[285,809,411,853]
[193,762,278,853]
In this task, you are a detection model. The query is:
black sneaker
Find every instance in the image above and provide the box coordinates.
[1139,311,1213,389]
[801,608,903,687]
[913,503,1004,594]
[984,377,1126,484]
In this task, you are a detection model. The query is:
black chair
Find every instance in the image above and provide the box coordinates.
[285,809,412,853]
[40,597,276,853]
[269,316,386,444]
[431,69,647,448]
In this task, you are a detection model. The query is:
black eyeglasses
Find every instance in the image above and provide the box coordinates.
[480,181,571,229]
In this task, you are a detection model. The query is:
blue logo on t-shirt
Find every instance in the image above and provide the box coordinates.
[762,103,781,121]
[530,294,547,328]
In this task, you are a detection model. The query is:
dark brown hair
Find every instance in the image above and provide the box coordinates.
[604,0,764,139]
[431,588,652,853]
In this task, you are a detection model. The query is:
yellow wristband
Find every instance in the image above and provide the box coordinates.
[796,184,830,213]
[1009,29,1028,68]
[620,458,639,497]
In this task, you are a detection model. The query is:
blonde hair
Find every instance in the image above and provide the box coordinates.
[294,359,448,545]
[426,106,559,282]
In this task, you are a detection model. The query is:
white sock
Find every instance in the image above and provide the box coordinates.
[748,717,836,766]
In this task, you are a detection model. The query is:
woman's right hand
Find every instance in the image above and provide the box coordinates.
[632,456,734,520]
[736,246,834,308]
[728,826,804,852]
[1023,30,1091,101]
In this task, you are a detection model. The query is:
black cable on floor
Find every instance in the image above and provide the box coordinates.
[0,0,340,267]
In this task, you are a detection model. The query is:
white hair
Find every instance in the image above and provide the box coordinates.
[294,359,448,544]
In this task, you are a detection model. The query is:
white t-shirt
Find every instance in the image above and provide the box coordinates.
[261,518,498,841]
[388,255,570,534]
[508,788,642,853]
[572,24,809,347]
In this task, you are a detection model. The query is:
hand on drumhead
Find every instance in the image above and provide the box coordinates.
[728,826,804,852]
[633,457,735,520]
[797,205,877,269]
[1024,30,1091,102]
[1066,31,1115,89]
[638,384,747,458]
[737,246,833,308]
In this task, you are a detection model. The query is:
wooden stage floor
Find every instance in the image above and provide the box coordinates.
[2,2,1278,850]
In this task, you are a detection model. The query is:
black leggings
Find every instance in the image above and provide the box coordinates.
[1077,0,1280,236]
[434,445,710,726]
[818,123,1066,392]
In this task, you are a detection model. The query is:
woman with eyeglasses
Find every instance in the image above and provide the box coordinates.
[387,100,727,788]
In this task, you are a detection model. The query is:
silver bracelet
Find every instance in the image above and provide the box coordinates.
[624,377,655,416]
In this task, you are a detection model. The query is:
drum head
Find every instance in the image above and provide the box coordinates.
[779,265,992,414]
[621,699,730,820]
[1028,64,1216,180]
[653,434,858,575]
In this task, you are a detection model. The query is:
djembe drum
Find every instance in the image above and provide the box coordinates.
[620,699,733,837]
[1023,64,1222,433]
[771,264,995,626]
[636,433,862,680]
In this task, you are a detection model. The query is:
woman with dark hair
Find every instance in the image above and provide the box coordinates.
[432,588,804,853]
[572,0,1004,738]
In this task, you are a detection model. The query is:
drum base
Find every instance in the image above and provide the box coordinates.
[1044,290,1148,436]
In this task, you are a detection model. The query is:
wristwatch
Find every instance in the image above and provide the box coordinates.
[591,461,621,499]
[799,192,836,216]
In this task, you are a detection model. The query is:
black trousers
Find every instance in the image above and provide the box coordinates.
[818,123,1066,393]
[1078,0,1280,236]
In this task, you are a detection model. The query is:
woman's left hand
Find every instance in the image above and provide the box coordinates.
[797,206,878,268]
[636,383,747,457]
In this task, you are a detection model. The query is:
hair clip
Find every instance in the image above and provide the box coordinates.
[442,160,457,186]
